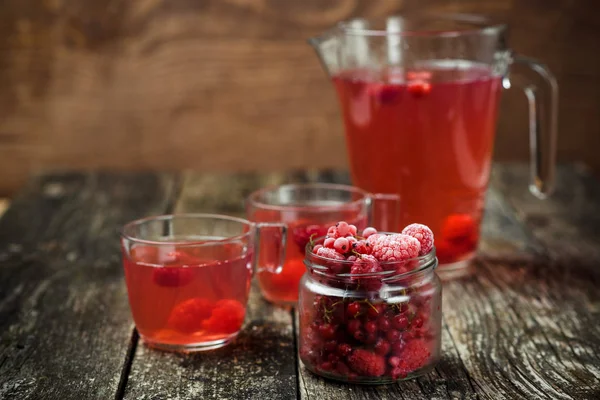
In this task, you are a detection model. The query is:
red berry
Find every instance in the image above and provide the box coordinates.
[347,236,358,246]
[324,237,336,248]
[347,349,386,377]
[348,224,358,236]
[408,80,431,97]
[371,234,421,263]
[327,353,340,364]
[318,323,336,339]
[350,254,382,275]
[396,339,431,373]
[324,340,337,352]
[362,227,378,238]
[336,221,350,236]
[402,223,434,256]
[336,362,350,375]
[374,339,391,356]
[347,319,361,334]
[312,244,323,254]
[351,240,372,255]
[353,330,366,342]
[386,330,401,343]
[393,315,409,330]
[391,341,404,355]
[365,333,378,344]
[320,361,333,371]
[364,321,377,334]
[333,237,350,253]
[152,267,194,288]
[367,304,382,319]
[201,299,245,334]
[292,224,327,252]
[413,317,424,328]
[347,302,361,318]
[346,255,357,262]
[167,298,214,333]
[388,356,401,367]
[377,318,391,332]
[337,343,352,357]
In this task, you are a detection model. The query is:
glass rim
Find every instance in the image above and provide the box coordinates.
[337,13,507,38]
[246,182,370,212]
[305,234,437,280]
[120,213,253,247]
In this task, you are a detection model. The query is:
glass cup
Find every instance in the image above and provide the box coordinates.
[309,13,558,273]
[120,213,285,352]
[246,183,400,306]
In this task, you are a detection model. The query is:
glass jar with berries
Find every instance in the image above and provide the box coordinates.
[298,223,441,384]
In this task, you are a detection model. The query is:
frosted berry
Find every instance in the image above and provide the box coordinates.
[327,226,341,239]
[352,240,372,255]
[312,244,323,254]
[371,234,421,262]
[337,343,352,357]
[336,221,350,237]
[402,223,434,256]
[347,255,357,262]
[316,247,345,260]
[347,236,358,246]
[366,233,384,246]
[324,237,336,249]
[388,356,400,367]
[362,227,378,238]
[347,349,386,377]
[348,224,358,236]
[333,237,350,253]
[350,254,382,275]
[396,339,430,372]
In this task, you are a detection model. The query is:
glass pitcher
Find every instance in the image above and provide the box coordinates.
[309,14,558,273]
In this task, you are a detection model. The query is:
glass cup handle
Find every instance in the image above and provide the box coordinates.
[367,193,401,232]
[508,54,559,199]
[253,222,287,274]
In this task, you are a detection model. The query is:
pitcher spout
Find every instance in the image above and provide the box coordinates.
[308,26,342,77]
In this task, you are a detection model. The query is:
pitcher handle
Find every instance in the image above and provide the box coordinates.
[367,193,401,232]
[509,54,559,199]
[253,222,287,274]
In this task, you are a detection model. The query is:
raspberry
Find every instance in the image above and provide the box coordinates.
[201,299,246,334]
[366,233,384,246]
[337,343,352,357]
[388,356,400,367]
[362,227,378,238]
[346,255,357,262]
[333,237,350,253]
[371,234,421,262]
[316,247,345,260]
[336,221,351,237]
[396,339,431,373]
[312,244,323,254]
[351,240,372,255]
[408,80,431,97]
[323,237,336,248]
[347,349,386,377]
[152,267,193,288]
[441,214,476,241]
[167,298,214,333]
[350,254,382,275]
[402,223,434,256]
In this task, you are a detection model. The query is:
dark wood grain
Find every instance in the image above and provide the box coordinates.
[0,172,178,399]
[0,0,599,196]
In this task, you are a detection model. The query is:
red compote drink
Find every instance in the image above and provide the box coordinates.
[123,243,252,350]
[333,62,502,267]
[298,221,442,384]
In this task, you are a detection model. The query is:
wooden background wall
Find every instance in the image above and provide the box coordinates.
[0,0,598,196]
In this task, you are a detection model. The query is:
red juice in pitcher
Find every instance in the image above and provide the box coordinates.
[123,243,252,349]
[333,62,502,265]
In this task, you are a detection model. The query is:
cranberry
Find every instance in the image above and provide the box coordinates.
[337,343,352,357]
[318,323,336,339]
[367,304,382,319]
[392,315,409,330]
[377,318,391,332]
[374,339,391,356]
[347,302,361,318]
[386,330,401,343]
[324,340,337,352]
[364,321,377,334]
[347,319,361,335]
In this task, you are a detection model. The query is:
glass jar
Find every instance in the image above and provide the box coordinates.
[298,237,442,384]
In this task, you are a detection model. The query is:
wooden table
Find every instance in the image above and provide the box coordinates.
[0,163,599,400]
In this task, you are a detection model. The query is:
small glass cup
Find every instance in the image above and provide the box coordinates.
[120,213,285,352]
[298,235,442,384]
[246,183,400,306]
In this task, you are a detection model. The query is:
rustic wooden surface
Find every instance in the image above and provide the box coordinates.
[0,163,599,399]
[0,0,599,196]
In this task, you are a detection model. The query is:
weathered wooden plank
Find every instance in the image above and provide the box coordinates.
[0,172,178,399]
[123,172,299,400]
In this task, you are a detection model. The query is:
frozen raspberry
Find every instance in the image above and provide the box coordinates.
[346,255,357,262]
[152,267,193,288]
[366,233,384,246]
[348,224,358,236]
[323,237,336,248]
[312,244,323,254]
[333,237,350,253]
[396,339,431,373]
[350,254,381,274]
[202,299,246,334]
[336,221,351,237]
[327,226,341,239]
[351,240,372,255]
[402,223,434,256]
[167,298,214,333]
[316,247,345,260]
[371,234,421,262]
[347,349,386,377]
[362,227,378,238]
